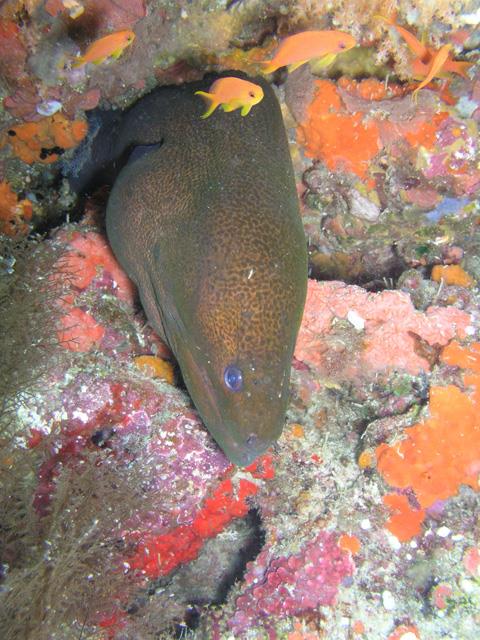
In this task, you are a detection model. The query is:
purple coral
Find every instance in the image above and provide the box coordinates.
[229,531,354,633]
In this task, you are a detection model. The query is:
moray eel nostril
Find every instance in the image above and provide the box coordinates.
[71,72,307,466]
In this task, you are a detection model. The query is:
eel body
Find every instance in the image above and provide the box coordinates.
[73,74,307,466]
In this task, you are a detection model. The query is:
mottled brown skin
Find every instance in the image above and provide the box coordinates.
[103,75,307,465]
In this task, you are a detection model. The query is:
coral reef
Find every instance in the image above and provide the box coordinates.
[1,1,480,639]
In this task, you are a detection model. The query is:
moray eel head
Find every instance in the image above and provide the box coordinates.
[159,225,305,467]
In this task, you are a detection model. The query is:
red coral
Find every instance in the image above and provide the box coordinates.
[245,453,275,480]
[128,470,265,578]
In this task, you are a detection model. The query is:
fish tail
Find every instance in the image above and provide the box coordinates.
[194,91,219,118]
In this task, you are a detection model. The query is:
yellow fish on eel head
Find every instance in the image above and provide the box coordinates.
[195,77,264,118]
[262,30,357,74]
[72,30,135,68]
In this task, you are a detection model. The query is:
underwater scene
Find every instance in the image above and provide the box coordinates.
[1,1,480,638]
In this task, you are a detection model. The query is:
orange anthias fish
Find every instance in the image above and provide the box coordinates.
[412,43,452,99]
[412,54,472,80]
[262,30,357,74]
[194,77,264,118]
[72,30,135,68]
[378,15,472,79]
[376,14,429,61]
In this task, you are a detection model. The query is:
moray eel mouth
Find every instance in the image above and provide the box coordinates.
[171,321,289,467]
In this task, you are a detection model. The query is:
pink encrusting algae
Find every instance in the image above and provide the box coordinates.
[229,531,354,633]
[53,230,136,352]
[295,280,472,378]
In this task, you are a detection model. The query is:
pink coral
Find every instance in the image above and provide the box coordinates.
[57,305,105,352]
[295,280,471,378]
[56,229,135,304]
[229,531,354,633]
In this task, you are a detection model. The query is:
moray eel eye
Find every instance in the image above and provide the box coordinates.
[223,365,243,392]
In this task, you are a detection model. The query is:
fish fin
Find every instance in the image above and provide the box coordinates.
[241,104,252,116]
[374,14,392,25]
[222,101,239,112]
[313,52,338,69]
[71,57,85,68]
[194,91,219,118]
[110,47,125,60]
[374,10,397,25]
[92,57,107,65]
[411,85,421,102]
[287,60,308,73]
[261,63,277,75]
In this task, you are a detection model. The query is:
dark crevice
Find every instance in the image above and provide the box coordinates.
[174,508,266,636]
[210,508,265,606]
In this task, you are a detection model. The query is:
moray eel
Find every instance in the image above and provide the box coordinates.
[71,73,307,466]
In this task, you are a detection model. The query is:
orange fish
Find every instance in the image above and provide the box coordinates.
[262,30,357,74]
[376,15,429,61]
[72,30,135,68]
[412,55,472,80]
[195,77,264,118]
[378,16,472,80]
[412,43,452,100]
